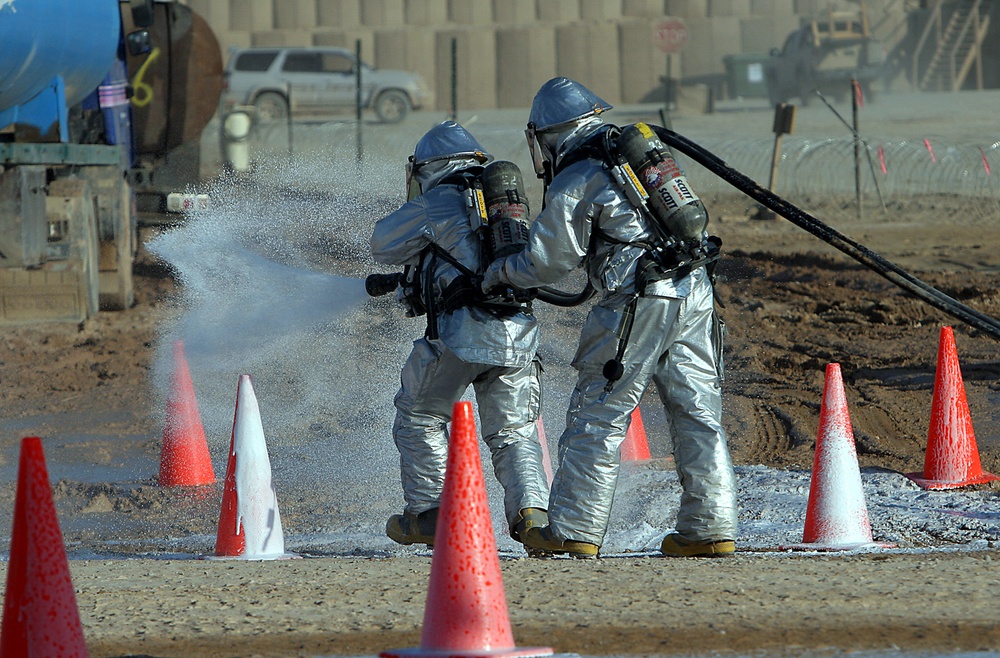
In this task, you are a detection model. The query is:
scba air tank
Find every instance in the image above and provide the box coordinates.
[616,122,708,241]
[481,160,531,259]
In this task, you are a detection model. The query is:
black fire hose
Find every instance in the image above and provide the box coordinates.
[367,270,596,308]
[535,282,596,307]
[653,126,1000,342]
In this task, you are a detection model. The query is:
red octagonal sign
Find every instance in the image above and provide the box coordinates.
[653,18,689,54]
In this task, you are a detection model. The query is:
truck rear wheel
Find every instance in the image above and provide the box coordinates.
[254,92,288,121]
[374,90,410,123]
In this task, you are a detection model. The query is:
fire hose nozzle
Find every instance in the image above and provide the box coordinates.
[366,272,403,297]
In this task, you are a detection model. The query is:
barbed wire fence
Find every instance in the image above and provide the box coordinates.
[683,135,1000,226]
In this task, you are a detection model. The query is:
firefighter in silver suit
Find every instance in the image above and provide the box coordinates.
[371,121,550,549]
[482,78,738,558]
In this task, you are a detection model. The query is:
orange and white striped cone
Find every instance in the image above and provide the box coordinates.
[159,340,215,487]
[906,327,999,490]
[780,364,894,551]
[381,402,554,658]
[621,407,652,462]
[211,375,296,560]
[1,437,88,657]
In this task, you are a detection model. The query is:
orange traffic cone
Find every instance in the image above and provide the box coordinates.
[781,364,893,551]
[1,437,87,657]
[621,407,652,462]
[536,417,554,486]
[212,375,294,560]
[906,327,999,490]
[160,340,215,486]
[381,402,554,658]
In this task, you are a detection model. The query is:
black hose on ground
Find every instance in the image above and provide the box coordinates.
[534,283,596,307]
[653,126,1000,342]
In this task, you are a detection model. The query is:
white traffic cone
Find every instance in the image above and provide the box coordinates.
[211,374,296,560]
[780,364,894,551]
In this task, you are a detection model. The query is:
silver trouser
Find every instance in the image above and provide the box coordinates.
[392,337,550,525]
[549,274,738,546]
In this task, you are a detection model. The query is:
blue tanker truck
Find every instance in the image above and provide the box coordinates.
[0,0,222,323]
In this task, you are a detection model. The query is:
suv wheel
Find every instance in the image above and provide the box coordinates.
[374,90,410,123]
[253,92,289,121]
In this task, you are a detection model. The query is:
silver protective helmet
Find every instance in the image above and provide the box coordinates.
[525,78,612,178]
[407,121,493,197]
[527,77,613,132]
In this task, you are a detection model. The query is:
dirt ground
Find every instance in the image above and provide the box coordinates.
[2,100,1000,656]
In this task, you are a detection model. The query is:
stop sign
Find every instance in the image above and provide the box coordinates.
[653,18,689,54]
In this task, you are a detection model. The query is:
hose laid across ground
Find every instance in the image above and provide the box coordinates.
[655,126,1000,342]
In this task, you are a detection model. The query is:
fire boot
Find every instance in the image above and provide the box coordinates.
[521,525,599,559]
[386,508,439,547]
[510,507,548,542]
[660,533,735,558]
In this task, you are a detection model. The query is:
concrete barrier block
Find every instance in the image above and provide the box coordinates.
[709,0,751,17]
[678,16,741,78]
[375,27,437,92]
[448,0,493,24]
[251,30,314,47]
[555,22,622,105]
[317,0,362,27]
[494,0,537,24]
[740,14,798,52]
[749,0,796,16]
[216,31,254,56]
[404,0,451,25]
[618,20,669,103]
[229,0,274,32]
[274,0,318,29]
[580,0,624,20]
[622,0,667,16]
[793,0,834,19]
[362,0,406,26]
[495,26,557,108]
[434,28,497,111]
[188,0,230,31]
[665,0,708,18]
[312,29,376,59]
[537,0,581,22]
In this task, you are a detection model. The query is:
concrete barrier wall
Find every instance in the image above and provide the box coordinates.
[435,28,498,110]
[374,28,438,98]
[191,0,904,108]
[555,22,623,105]
[496,26,558,108]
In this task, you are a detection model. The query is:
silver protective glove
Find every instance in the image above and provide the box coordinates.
[480,258,507,296]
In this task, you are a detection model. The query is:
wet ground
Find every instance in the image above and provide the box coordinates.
[1,88,1000,656]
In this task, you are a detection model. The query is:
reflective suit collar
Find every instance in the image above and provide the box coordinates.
[551,122,616,177]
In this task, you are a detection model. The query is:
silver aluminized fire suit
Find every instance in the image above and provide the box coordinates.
[485,120,738,548]
[371,165,549,529]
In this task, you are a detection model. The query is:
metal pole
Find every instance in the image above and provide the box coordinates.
[768,133,783,191]
[355,39,363,166]
[286,88,293,160]
[449,38,457,121]
[852,79,862,221]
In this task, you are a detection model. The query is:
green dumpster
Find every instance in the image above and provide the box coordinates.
[723,53,771,99]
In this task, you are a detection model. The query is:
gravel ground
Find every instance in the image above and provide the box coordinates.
[1,88,1000,658]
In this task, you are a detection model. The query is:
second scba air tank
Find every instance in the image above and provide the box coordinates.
[615,122,709,242]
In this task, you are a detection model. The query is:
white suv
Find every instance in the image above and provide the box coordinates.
[220,47,433,123]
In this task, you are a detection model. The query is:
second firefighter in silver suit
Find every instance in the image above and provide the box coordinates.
[483,77,738,558]
[371,120,550,550]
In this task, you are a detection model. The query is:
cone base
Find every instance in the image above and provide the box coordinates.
[204,551,301,561]
[904,470,1000,491]
[381,647,554,658]
[778,541,897,552]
